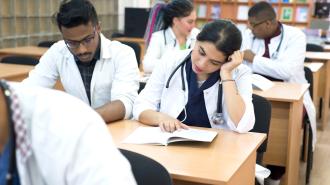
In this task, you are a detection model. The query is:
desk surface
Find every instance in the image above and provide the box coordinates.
[0,63,34,79]
[254,82,309,102]
[0,46,48,58]
[108,120,266,185]
[306,51,330,60]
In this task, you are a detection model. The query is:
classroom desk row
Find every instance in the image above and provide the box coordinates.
[0,45,329,185]
[0,62,309,185]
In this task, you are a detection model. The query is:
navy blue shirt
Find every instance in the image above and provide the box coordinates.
[177,59,220,127]
[0,136,20,185]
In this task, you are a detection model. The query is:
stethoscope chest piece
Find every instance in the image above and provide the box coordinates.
[211,112,225,125]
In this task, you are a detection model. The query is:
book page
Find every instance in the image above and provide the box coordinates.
[123,127,170,145]
[123,127,218,145]
[169,128,218,144]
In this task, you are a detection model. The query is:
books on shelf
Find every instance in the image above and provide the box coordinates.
[295,7,308,22]
[197,4,207,18]
[282,0,294,3]
[237,5,249,20]
[211,4,221,19]
[123,126,218,146]
[280,7,293,21]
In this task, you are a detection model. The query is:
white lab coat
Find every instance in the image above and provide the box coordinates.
[23,34,140,119]
[134,50,255,133]
[241,24,317,148]
[143,27,200,73]
[9,83,137,185]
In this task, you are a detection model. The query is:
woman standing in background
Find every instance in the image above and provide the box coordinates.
[143,0,199,73]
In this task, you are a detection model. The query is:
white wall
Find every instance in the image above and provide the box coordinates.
[118,0,151,31]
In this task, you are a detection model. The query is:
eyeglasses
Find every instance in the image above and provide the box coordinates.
[64,27,96,49]
[248,19,269,29]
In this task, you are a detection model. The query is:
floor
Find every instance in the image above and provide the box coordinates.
[299,113,330,185]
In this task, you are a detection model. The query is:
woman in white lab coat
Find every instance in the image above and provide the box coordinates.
[143,0,199,73]
[134,20,255,133]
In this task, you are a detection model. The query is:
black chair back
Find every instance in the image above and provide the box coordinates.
[306,43,324,52]
[304,66,313,99]
[305,43,324,62]
[120,149,172,185]
[1,55,39,66]
[121,41,141,67]
[251,94,272,163]
[37,41,57,48]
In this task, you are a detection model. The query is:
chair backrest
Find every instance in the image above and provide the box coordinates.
[305,43,324,62]
[0,55,39,66]
[120,149,172,185]
[121,41,141,67]
[251,94,272,155]
[306,43,324,52]
[37,40,57,48]
[304,66,313,99]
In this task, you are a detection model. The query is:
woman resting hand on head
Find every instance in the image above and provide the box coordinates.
[134,20,255,133]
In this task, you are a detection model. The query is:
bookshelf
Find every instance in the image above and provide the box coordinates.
[193,0,313,30]
[0,0,118,48]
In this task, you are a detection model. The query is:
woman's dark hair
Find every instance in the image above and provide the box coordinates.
[55,0,99,30]
[197,20,242,57]
[162,0,194,29]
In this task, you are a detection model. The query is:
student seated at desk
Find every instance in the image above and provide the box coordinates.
[241,2,317,184]
[0,80,136,185]
[143,0,199,73]
[134,20,255,133]
[22,0,140,123]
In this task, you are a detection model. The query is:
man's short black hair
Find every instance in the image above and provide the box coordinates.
[55,0,99,30]
[248,1,276,20]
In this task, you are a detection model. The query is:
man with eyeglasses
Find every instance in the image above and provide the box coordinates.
[23,0,140,123]
[241,2,316,185]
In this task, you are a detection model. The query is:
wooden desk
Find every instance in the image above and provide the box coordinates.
[305,51,330,130]
[304,62,324,117]
[0,63,63,90]
[0,46,48,59]
[0,63,34,81]
[108,120,266,185]
[254,82,308,185]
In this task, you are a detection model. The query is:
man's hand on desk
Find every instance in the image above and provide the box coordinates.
[243,50,255,63]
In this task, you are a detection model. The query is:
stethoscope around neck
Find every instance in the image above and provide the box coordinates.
[163,29,192,49]
[165,53,225,125]
[0,80,17,185]
[252,24,284,60]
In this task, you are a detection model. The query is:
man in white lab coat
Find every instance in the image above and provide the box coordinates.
[0,80,137,185]
[241,2,316,185]
[23,0,140,123]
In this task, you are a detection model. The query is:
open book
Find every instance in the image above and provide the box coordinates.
[123,127,218,146]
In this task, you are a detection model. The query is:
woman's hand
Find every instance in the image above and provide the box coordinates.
[220,50,243,78]
[158,113,189,132]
